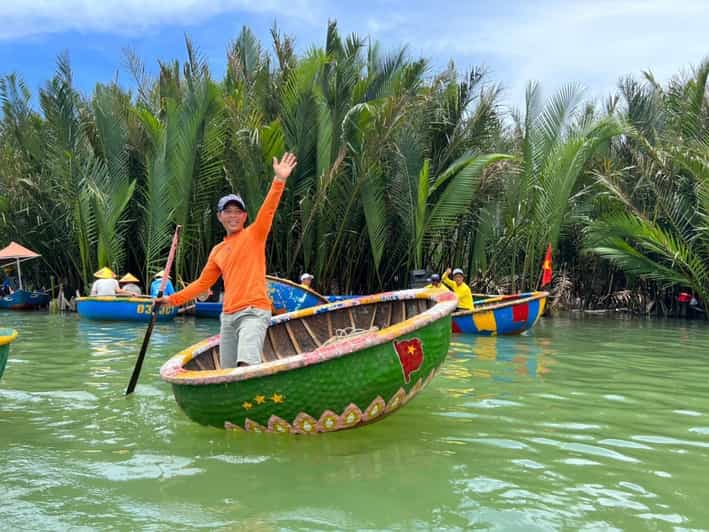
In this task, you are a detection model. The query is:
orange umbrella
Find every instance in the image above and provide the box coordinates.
[0,242,42,290]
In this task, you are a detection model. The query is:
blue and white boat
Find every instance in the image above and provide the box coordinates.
[194,301,222,318]
[76,296,178,322]
[0,290,50,310]
[0,242,51,310]
[193,275,329,318]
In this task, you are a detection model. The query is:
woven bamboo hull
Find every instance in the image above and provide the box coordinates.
[161,289,457,433]
[76,296,177,322]
[0,329,18,379]
[452,292,548,335]
[0,290,50,310]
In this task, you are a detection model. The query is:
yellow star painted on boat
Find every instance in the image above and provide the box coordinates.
[271,393,284,403]
[242,401,253,410]
[254,395,266,405]
[407,345,416,355]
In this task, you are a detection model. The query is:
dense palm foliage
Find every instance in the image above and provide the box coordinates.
[0,22,707,315]
[585,61,709,309]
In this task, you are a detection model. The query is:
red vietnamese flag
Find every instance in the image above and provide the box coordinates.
[393,338,424,384]
[541,243,553,287]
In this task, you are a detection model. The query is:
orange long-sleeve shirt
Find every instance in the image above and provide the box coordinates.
[167,179,285,314]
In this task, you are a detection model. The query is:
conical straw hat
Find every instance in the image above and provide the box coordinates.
[94,267,116,279]
[119,273,139,283]
[154,269,171,279]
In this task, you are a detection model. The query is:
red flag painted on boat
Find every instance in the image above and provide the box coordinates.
[393,338,424,384]
[541,244,553,287]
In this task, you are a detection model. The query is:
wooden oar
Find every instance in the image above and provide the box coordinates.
[126,225,181,395]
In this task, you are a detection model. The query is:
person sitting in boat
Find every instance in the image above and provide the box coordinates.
[153,152,297,369]
[299,273,314,289]
[442,267,474,310]
[1,271,15,295]
[119,273,143,296]
[424,273,449,294]
[90,267,132,296]
[150,270,175,297]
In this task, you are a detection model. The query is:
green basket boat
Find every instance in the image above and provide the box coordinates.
[0,328,18,379]
[160,289,458,434]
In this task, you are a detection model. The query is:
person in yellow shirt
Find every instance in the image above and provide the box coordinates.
[424,273,449,294]
[442,267,474,310]
[299,273,314,289]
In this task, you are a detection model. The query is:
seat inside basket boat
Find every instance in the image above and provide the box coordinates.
[184,298,436,371]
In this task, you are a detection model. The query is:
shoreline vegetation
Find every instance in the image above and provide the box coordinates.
[0,22,707,318]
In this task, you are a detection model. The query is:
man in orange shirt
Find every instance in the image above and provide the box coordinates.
[154,152,297,368]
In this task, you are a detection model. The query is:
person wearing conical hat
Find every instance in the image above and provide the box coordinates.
[90,267,131,296]
[149,269,175,297]
[118,273,142,296]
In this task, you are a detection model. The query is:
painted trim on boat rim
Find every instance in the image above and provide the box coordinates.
[452,291,549,317]
[160,289,457,386]
[76,296,154,303]
[0,329,18,346]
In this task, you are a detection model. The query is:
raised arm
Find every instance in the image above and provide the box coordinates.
[251,152,297,238]
[441,268,456,290]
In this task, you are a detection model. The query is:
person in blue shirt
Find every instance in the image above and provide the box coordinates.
[1,268,17,295]
[1,277,14,295]
[149,270,175,297]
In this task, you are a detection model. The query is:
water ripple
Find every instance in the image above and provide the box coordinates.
[2,312,709,528]
[529,438,641,463]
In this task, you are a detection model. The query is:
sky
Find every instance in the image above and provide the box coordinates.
[1,0,707,110]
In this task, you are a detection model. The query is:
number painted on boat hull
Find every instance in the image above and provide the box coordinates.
[136,304,174,315]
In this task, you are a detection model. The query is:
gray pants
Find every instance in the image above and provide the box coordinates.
[219,307,272,368]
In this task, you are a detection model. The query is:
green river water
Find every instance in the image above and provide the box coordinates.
[1,311,708,530]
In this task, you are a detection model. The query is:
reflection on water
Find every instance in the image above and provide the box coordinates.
[448,333,557,384]
[1,311,709,529]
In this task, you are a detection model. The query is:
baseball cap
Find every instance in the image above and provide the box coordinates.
[300,273,314,281]
[430,273,441,282]
[452,268,464,276]
[217,194,246,212]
